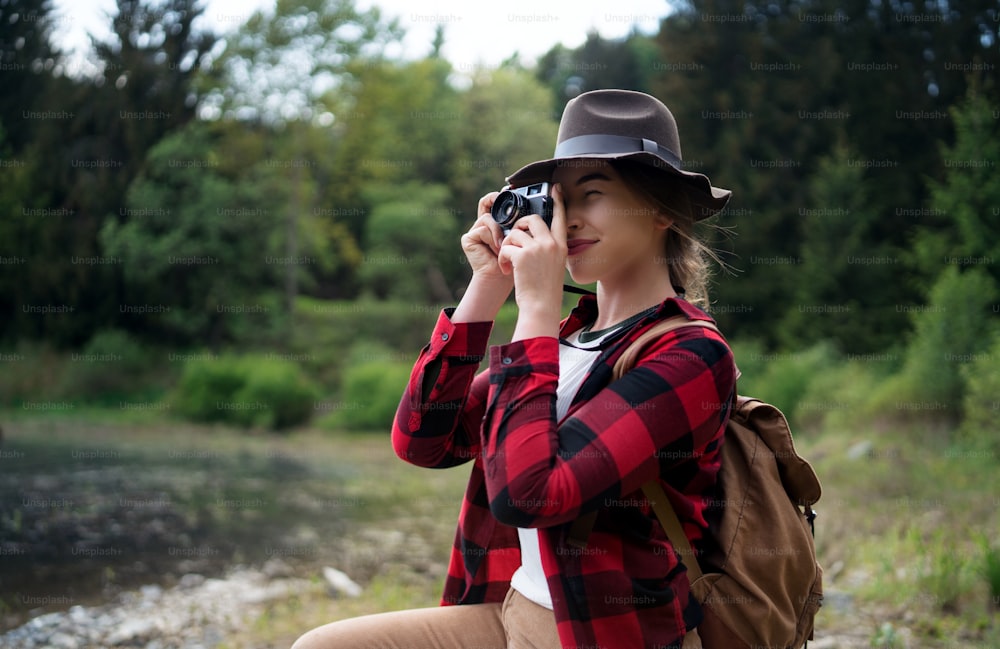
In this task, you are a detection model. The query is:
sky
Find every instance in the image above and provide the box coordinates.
[49,0,672,74]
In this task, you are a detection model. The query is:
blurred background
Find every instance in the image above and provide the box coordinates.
[1,0,998,647]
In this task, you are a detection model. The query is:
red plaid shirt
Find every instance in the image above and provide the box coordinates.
[392,295,736,649]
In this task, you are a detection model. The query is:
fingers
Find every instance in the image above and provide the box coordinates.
[475,185,566,276]
[549,183,566,246]
[475,192,504,250]
[499,213,564,270]
[477,191,499,216]
[507,213,565,255]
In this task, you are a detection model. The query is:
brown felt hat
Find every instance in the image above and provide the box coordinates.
[506,89,732,220]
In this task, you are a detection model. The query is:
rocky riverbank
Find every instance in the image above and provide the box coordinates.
[0,560,321,649]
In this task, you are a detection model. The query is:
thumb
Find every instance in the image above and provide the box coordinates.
[549,183,566,246]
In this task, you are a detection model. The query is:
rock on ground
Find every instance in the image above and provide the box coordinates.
[0,561,321,649]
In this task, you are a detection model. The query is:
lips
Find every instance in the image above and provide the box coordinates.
[567,239,598,256]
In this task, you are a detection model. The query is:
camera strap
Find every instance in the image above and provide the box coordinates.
[563,284,596,296]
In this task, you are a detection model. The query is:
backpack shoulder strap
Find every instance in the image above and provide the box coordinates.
[643,480,704,582]
[613,317,705,381]
[568,316,733,551]
[612,317,738,382]
[567,480,707,579]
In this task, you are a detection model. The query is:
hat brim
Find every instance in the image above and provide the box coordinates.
[506,151,732,221]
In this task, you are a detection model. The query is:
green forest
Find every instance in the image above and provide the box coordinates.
[3,0,999,421]
[2,0,1000,425]
[1,0,1000,646]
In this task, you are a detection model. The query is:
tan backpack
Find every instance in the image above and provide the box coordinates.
[570,317,824,649]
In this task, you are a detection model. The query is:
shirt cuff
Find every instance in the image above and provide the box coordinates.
[428,308,493,359]
[489,336,560,378]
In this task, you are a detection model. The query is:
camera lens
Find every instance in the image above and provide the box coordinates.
[490,190,530,228]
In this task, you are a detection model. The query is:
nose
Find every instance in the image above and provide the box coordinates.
[562,201,582,231]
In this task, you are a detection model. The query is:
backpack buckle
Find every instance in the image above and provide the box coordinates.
[806,507,817,537]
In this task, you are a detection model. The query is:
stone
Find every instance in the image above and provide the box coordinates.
[141,584,164,603]
[105,617,158,644]
[322,567,363,598]
[262,557,294,579]
[178,573,206,589]
[846,440,873,460]
[47,632,80,649]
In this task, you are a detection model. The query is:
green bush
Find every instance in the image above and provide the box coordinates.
[730,340,840,426]
[290,297,443,388]
[726,338,769,391]
[174,355,245,423]
[870,622,904,649]
[958,334,1000,454]
[231,359,321,430]
[56,329,161,403]
[981,538,1000,612]
[912,528,979,614]
[793,358,887,432]
[174,355,319,431]
[0,341,61,406]
[320,354,412,432]
[870,266,998,420]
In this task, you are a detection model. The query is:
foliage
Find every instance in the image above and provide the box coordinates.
[780,142,899,352]
[290,297,437,387]
[653,0,999,351]
[0,341,65,407]
[325,57,461,239]
[912,528,980,615]
[359,182,461,302]
[447,67,559,213]
[0,0,217,347]
[870,266,999,419]
[535,31,658,105]
[319,344,412,432]
[231,358,322,430]
[870,622,904,649]
[980,536,1000,612]
[792,356,892,433]
[729,340,840,426]
[0,0,61,151]
[4,0,1000,432]
[958,333,1000,455]
[199,0,403,124]
[915,89,1000,288]
[99,120,284,346]
[174,355,249,424]
[54,329,159,403]
[173,354,319,431]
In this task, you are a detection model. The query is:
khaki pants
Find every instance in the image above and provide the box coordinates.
[290,588,562,649]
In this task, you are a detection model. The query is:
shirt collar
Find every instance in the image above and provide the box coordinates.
[560,293,710,338]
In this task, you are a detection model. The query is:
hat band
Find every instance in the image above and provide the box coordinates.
[554,134,683,170]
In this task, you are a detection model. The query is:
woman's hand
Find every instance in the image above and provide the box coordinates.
[452,192,516,323]
[461,192,512,281]
[498,184,567,341]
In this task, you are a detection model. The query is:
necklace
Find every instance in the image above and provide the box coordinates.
[577,305,659,344]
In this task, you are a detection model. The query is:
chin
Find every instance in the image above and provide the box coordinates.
[566,265,598,287]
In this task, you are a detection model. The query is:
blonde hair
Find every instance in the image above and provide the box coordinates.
[610,159,722,308]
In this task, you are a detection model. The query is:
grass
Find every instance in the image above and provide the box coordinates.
[2,406,999,648]
[803,419,1000,647]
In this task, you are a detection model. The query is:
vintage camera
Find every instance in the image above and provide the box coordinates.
[490,182,553,234]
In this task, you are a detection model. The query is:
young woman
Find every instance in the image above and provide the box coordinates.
[293,89,737,649]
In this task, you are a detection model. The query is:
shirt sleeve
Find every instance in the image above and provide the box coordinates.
[391,308,493,469]
[482,328,736,528]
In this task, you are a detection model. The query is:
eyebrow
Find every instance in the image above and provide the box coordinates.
[575,173,612,186]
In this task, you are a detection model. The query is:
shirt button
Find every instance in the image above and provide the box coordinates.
[441,333,449,341]
[502,357,513,365]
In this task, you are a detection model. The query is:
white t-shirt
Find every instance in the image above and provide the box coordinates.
[510,325,626,609]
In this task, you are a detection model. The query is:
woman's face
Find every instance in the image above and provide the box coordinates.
[552,160,671,286]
